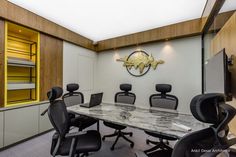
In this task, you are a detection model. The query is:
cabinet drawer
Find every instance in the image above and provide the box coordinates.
[0,112,3,148]
[4,105,39,146]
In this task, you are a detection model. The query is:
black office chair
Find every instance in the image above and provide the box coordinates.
[136,93,236,157]
[62,83,99,131]
[145,84,178,154]
[172,93,236,157]
[102,84,136,150]
[47,87,101,157]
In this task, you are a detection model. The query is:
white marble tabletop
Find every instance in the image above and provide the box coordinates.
[67,102,208,139]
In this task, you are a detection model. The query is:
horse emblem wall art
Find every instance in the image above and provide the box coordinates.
[116,49,164,77]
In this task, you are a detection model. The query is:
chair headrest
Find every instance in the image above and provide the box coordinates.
[190,93,225,124]
[47,87,63,101]
[120,84,132,92]
[156,84,172,93]
[66,83,79,92]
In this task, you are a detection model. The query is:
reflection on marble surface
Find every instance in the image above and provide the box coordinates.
[68,103,208,139]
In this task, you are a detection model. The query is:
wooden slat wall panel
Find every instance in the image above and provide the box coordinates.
[40,34,63,101]
[0,0,95,51]
[0,20,5,107]
[211,11,236,134]
[0,20,4,54]
[96,19,202,52]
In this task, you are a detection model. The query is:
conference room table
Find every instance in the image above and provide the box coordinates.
[67,102,208,139]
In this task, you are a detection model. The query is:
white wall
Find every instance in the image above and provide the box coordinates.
[63,41,97,102]
[95,36,202,114]
[63,36,202,114]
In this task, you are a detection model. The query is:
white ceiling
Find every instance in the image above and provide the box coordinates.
[220,0,236,13]
[8,0,207,42]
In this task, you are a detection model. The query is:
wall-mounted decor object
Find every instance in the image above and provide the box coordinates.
[117,49,164,77]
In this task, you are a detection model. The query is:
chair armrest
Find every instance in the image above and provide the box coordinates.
[41,108,48,116]
[135,151,148,157]
[65,131,87,139]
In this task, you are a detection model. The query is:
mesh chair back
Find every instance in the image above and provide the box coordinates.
[150,94,178,109]
[172,93,236,157]
[63,93,84,107]
[48,100,70,137]
[115,92,136,104]
[172,127,215,157]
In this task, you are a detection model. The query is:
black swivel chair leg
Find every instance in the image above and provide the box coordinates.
[160,143,172,150]
[97,121,100,132]
[108,130,134,150]
[121,133,134,148]
[102,131,118,141]
[111,133,121,150]
[146,139,159,145]
[144,143,162,154]
[145,139,173,154]
[147,138,168,145]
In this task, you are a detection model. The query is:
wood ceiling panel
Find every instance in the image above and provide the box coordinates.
[96,18,202,52]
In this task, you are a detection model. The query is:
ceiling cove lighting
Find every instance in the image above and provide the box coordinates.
[9,0,207,42]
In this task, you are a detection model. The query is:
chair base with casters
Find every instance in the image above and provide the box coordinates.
[102,121,134,150]
[144,131,177,154]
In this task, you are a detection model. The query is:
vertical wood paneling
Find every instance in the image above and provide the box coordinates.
[0,20,5,107]
[0,20,4,54]
[211,11,236,134]
[40,34,63,101]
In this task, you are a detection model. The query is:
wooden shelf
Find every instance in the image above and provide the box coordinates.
[7,48,36,56]
[7,99,37,105]
[8,57,35,67]
[7,82,35,90]
[8,35,37,45]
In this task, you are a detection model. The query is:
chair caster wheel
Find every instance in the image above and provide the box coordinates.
[130,143,134,148]
[130,133,133,137]
[110,147,114,151]
[102,137,105,141]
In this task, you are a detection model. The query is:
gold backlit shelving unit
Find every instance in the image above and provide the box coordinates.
[5,22,40,107]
